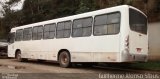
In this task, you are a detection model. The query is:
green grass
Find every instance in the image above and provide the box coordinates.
[130,61,160,71]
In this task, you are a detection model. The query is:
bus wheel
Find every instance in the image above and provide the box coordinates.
[16,51,27,62]
[59,51,71,68]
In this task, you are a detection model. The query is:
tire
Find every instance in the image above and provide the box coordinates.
[16,51,27,62]
[59,51,71,68]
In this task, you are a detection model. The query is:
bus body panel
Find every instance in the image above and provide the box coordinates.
[7,5,148,63]
[11,34,120,62]
[120,7,148,62]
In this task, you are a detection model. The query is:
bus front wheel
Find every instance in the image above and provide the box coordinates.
[16,51,27,62]
[59,51,71,68]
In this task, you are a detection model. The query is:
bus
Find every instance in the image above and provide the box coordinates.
[8,5,148,68]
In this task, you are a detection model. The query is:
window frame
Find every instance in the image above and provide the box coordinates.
[93,11,121,36]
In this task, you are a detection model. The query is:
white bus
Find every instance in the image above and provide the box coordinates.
[8,5,148,67]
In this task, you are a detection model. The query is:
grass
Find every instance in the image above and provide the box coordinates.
[98,61,160,71]
[130,61,160,71]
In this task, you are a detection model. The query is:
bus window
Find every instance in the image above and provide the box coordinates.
[56,21,71,38]
[82,18,92,36]
[129,8,147,34]
[8,32,15,43]
[49,24,56,38]
[63,21,71,38]
[107,13,120,34]
[23,27,32,40]
[72,17,92,37]
[43,24,56,39]
[32,26,43,40]
[15,29,23,41]
[94,14,108,35]
[44,24,50,39]
[32,27,38,40]
[44,23,56,39]
[94,12,120,35]
[37,26,43,40]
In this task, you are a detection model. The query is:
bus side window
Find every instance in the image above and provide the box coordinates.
[94,12,120,36]
[72,17,92,37]
[107,13,120,34]
[44,23,56,39]
[23,27,32,40]
[56,22,64,38]
[32,27,38,40]
[37,26,43,40]
[63,21,71,38]
[56,21,71,38]
[49,24,56,39]
[32,26,43,40]
[15,29,23,41]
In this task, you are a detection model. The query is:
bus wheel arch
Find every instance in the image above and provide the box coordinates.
[15,49,27,62]
[15,49,21,58]
[58,49,71,68]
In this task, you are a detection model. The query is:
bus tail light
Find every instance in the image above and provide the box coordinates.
[136,48,142,53]
[125,35,129,49]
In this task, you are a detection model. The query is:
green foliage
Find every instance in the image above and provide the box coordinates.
[76,0,99,14]
[22,0,79,25]
[0,0,159,39]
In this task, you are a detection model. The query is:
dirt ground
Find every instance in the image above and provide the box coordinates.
[0,58,160,79]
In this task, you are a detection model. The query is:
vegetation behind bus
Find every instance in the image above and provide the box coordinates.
[0,0,160,39]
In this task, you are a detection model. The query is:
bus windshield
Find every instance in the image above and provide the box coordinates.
[129,8,147,34]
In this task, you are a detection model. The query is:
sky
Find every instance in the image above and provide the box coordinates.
[0,0,25,17]
[10,0,25,10]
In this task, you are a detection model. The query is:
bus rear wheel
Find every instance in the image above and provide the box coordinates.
[59,51,71,68]
[16,51,27,62]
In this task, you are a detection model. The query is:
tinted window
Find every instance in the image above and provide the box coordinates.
[16,29,23,41]
[94,12,120,35]
[32,27,38,40]
[37,26,43,40]
[49,24,56,39]
[23,27,32,40]
[94,14,107,26]
[43,25,50,39]
[44,23,56,39]
[107,13,120,34]
[32,26,43,40]
[129,8,147,34]
[9,32,15,43]
[56,21,71,38]
[72,17,92,37]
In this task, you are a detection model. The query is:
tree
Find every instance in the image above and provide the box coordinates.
[76,0,98,14]
[0,0,23,39]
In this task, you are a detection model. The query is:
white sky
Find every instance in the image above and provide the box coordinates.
[10,0,25,10]
[0,0,25,17]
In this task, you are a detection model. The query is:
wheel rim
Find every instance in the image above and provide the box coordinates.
[17,53,21,61]
[61,53,68,64]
